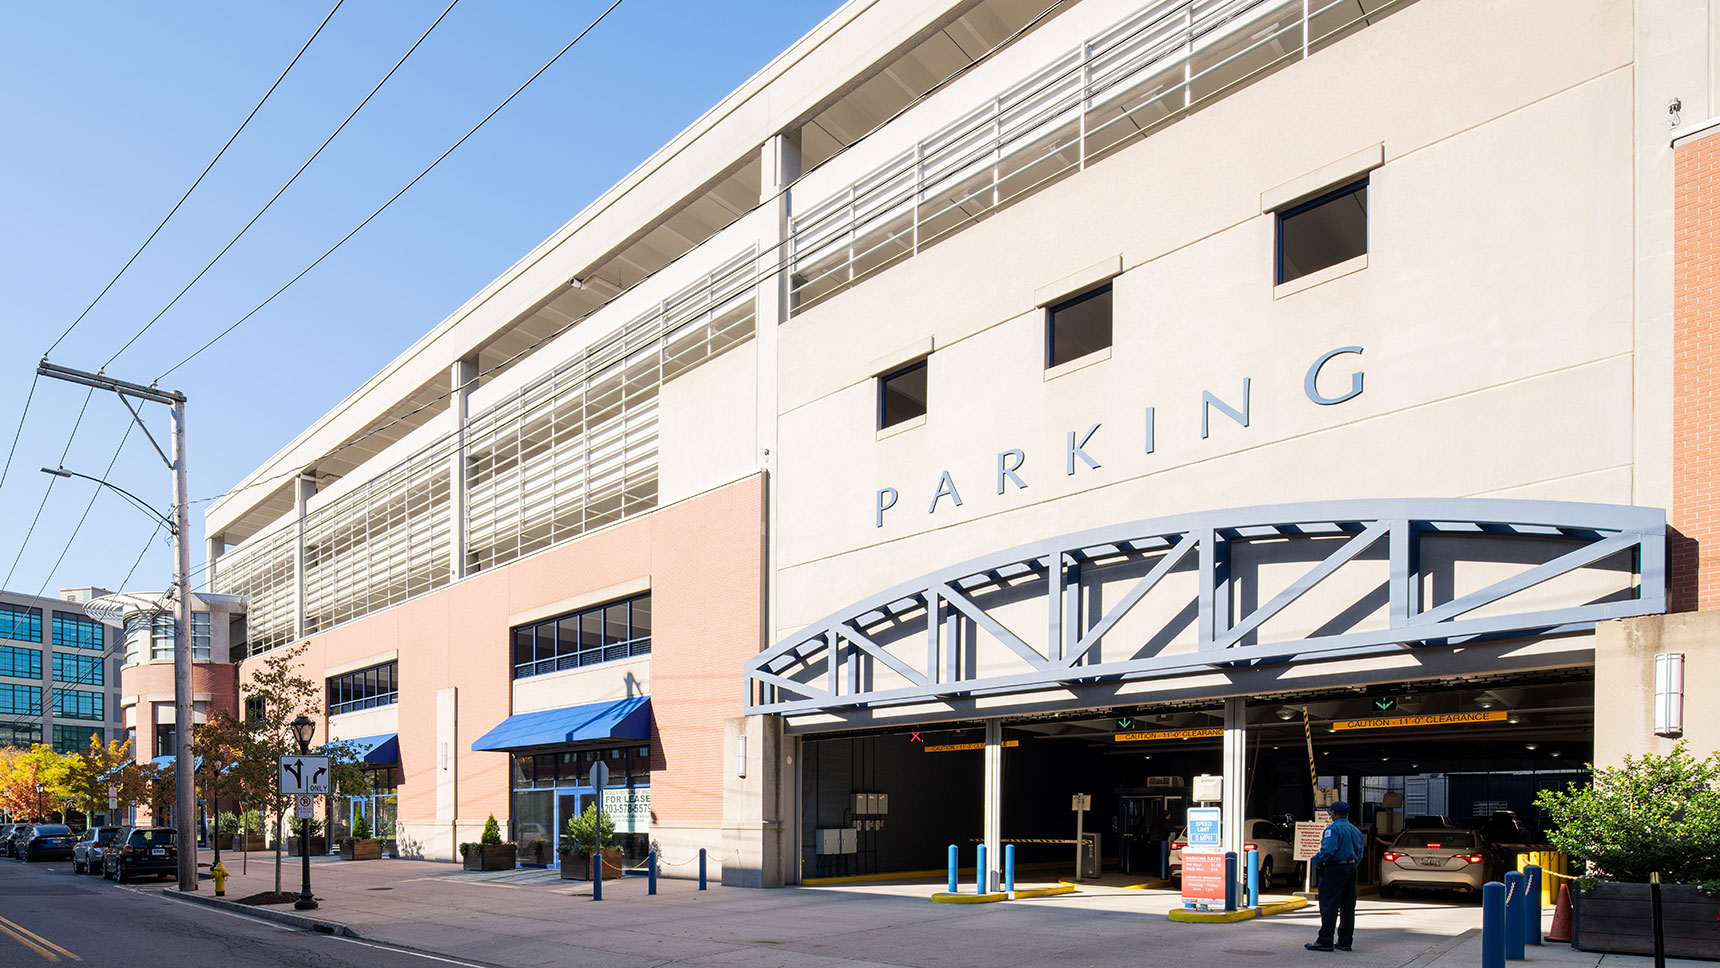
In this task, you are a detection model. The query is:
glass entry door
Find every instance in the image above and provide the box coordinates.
[553,792,591,870]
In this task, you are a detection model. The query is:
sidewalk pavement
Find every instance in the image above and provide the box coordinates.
[135,850,1706,968]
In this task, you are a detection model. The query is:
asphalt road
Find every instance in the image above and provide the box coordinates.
[0,854,482,968]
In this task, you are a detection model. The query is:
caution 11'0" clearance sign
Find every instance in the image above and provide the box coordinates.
[1332,710,1510,731]
[1113,727,1224,743]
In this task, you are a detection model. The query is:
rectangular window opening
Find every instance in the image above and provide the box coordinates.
[877,360,928,431]
[1276,180,1367,285]
[1046,284,1113,369]
[512,593,651,680]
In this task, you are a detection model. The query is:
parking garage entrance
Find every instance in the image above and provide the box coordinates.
[798,670,1591,885]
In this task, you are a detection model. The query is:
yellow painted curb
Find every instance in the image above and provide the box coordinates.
[1010,884,1076,899]
[933,891,1008,903]
[1058,878,1173,890]
[1258,896,1311,916]
[804,868,947,885]
[1169,907,1259,923]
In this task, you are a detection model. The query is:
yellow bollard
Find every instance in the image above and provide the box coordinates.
[212,861,228,897]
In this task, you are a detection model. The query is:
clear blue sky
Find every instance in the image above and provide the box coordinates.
[0,0,837,600]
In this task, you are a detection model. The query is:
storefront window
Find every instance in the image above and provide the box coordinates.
[509,744,652,868]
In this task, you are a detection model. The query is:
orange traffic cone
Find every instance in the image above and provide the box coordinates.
[1547,883,1573,943]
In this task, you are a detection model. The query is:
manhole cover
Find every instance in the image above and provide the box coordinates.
[0,885,96,896]
[1222,950,1274,957]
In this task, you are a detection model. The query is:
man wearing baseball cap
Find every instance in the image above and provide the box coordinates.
[1305,801,1366,952]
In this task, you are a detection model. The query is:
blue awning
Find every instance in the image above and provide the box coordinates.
[338,733,399,765]
[471,697,651,752]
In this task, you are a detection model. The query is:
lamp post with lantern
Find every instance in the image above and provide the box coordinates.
[291,715,318,911]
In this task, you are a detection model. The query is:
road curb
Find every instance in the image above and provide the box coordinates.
[161,888,362,938]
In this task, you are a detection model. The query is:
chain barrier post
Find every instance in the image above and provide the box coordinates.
[699,847,707,890]
[1483,881,1505,968]
[593,853,602,901]
[1504,872,1525,960]
[648,850,657,896]
[1525,865,1542,945]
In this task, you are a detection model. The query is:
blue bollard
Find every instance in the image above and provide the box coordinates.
[1005,844,1015,895]
[1504,871,1526,960]
[1525,866,1542,946]
[1246,848,1259,908]
[593,852,603,901]
[698,847,707,890]
[976,844,988,894]
[648,850,657,896]
[1224,852,1237,912]
[1483,882,1505,968]
[1159,840,1170,880]
[948,844,958,894]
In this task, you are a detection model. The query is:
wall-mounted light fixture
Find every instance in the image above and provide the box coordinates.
[1654,652,1685,738]
[736,734,748,778]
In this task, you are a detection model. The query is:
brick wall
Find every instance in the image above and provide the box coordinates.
[1674,132,1720,610]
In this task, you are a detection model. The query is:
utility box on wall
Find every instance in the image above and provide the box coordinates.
[815,828,858,854]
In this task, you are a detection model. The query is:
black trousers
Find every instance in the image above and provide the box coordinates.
[1316,862,1358,947]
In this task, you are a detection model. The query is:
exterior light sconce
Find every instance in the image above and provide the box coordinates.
[736,734,747,778]
[1654,652,1685,738]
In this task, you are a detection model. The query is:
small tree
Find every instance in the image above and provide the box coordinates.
[1535,741,1720,889]
[63,735,134,822]
[563,803,614,853]
[351,812,371,841]
[480,813,503,846]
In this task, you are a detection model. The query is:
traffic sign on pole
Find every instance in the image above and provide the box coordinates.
[589,761,610,792]
[280,755,331,794]
[295,795,314,819]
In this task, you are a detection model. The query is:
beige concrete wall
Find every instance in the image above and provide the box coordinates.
[1594,613,1720,767]
[773,0,1645,648]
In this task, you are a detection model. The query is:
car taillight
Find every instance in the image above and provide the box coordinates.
[123,845,134,857]
[1244,843,1257,851]
[1170,841,1186,850]
[1425,842,1442,849]
[1460,854,1486,865]
[1382,851,1403,862]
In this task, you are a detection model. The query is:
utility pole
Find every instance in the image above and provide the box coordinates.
[37,361,197,893]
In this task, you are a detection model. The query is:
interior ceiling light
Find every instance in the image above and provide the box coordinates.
[1524,743,1539,751]
[1275,707,1298,721]
[1475,693,1499,710]
[1549,750,1562,758]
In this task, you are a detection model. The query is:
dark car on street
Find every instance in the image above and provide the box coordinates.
[0,825,15,857]
[72,826,120,875]
[103,826,177,882]
[3,824,35,858]
[17,824,77,862]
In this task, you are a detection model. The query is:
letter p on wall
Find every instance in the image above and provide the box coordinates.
[875,487,898,528]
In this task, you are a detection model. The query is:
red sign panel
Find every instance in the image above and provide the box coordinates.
[1181,850,1227,903]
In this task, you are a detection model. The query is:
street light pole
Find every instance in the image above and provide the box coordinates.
[292,714,317,911]
[35,360,196,892]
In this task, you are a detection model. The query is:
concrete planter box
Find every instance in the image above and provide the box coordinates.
[462,844,516,871]
[1579,882,1720,961]
[340,839,383,861]
[286,836,326,856]
[560,848,623,880]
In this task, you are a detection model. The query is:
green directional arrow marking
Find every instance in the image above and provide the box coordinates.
[1117,718,1133,729]
[1373,698,1397,711]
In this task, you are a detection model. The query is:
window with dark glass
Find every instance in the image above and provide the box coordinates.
[1,723,40,747]
[877,360,928,430]
[156,724,176,757]
[1046,284,1113,368]
[0,683,41,716]
[0,603,42,643]
[1277,180,1367,284]
[51,611,104,649]
[53,652,103,685]
[53,689,103,721]
[244,696,265,722]
[53,725,101,753]
[512,593,651,680]
[0,646,41,679]
[328,661,398,715]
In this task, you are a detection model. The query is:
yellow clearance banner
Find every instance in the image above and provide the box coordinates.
[923,740,1020,753]
[1332,710,1509,731]
[1113,727,1224,742]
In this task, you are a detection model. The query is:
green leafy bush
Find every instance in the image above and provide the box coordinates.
[561,803,614,853]
[352,813,371,840]
[480,814,502,846]
[1535,741,1720,888]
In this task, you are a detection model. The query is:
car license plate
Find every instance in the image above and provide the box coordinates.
[151,848,166,856]
[1417,857,1444,867]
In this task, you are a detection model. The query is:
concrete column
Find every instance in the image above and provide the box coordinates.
[292,475,315,640]
[1222,697,1247,896]
[436,686,458,859]
[205,534,224,594]
[756,132,799,649]
[983,718,1003,892]
[722,714,788,887]
[448,356,477,581]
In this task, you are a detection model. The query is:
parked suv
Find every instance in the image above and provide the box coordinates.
[103,826,177,883]
[73,826,120,875]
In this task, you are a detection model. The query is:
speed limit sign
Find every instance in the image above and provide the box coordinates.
[295,795,314,819]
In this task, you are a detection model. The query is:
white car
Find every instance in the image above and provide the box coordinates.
[1378,827,1496,897]
[1169,818,1297,886]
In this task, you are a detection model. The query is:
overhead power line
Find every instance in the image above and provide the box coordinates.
[103,0,462,370]
[156,0,628,382]
[41,0,346,360]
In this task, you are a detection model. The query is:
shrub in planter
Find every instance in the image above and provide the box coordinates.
[462,814,516,871]
[1535,742,1720,959]
[558,803,622,881]
[340,814,383,860]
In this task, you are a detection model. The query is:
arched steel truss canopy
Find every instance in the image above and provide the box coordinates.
[745,500,1666,717]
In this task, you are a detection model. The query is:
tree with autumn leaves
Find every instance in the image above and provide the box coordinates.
[0,744,69,820]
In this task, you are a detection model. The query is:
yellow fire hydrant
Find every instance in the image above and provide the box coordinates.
[212,862,228,897]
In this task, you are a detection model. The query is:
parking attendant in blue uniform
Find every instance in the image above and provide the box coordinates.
[1305,801,1366,952]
